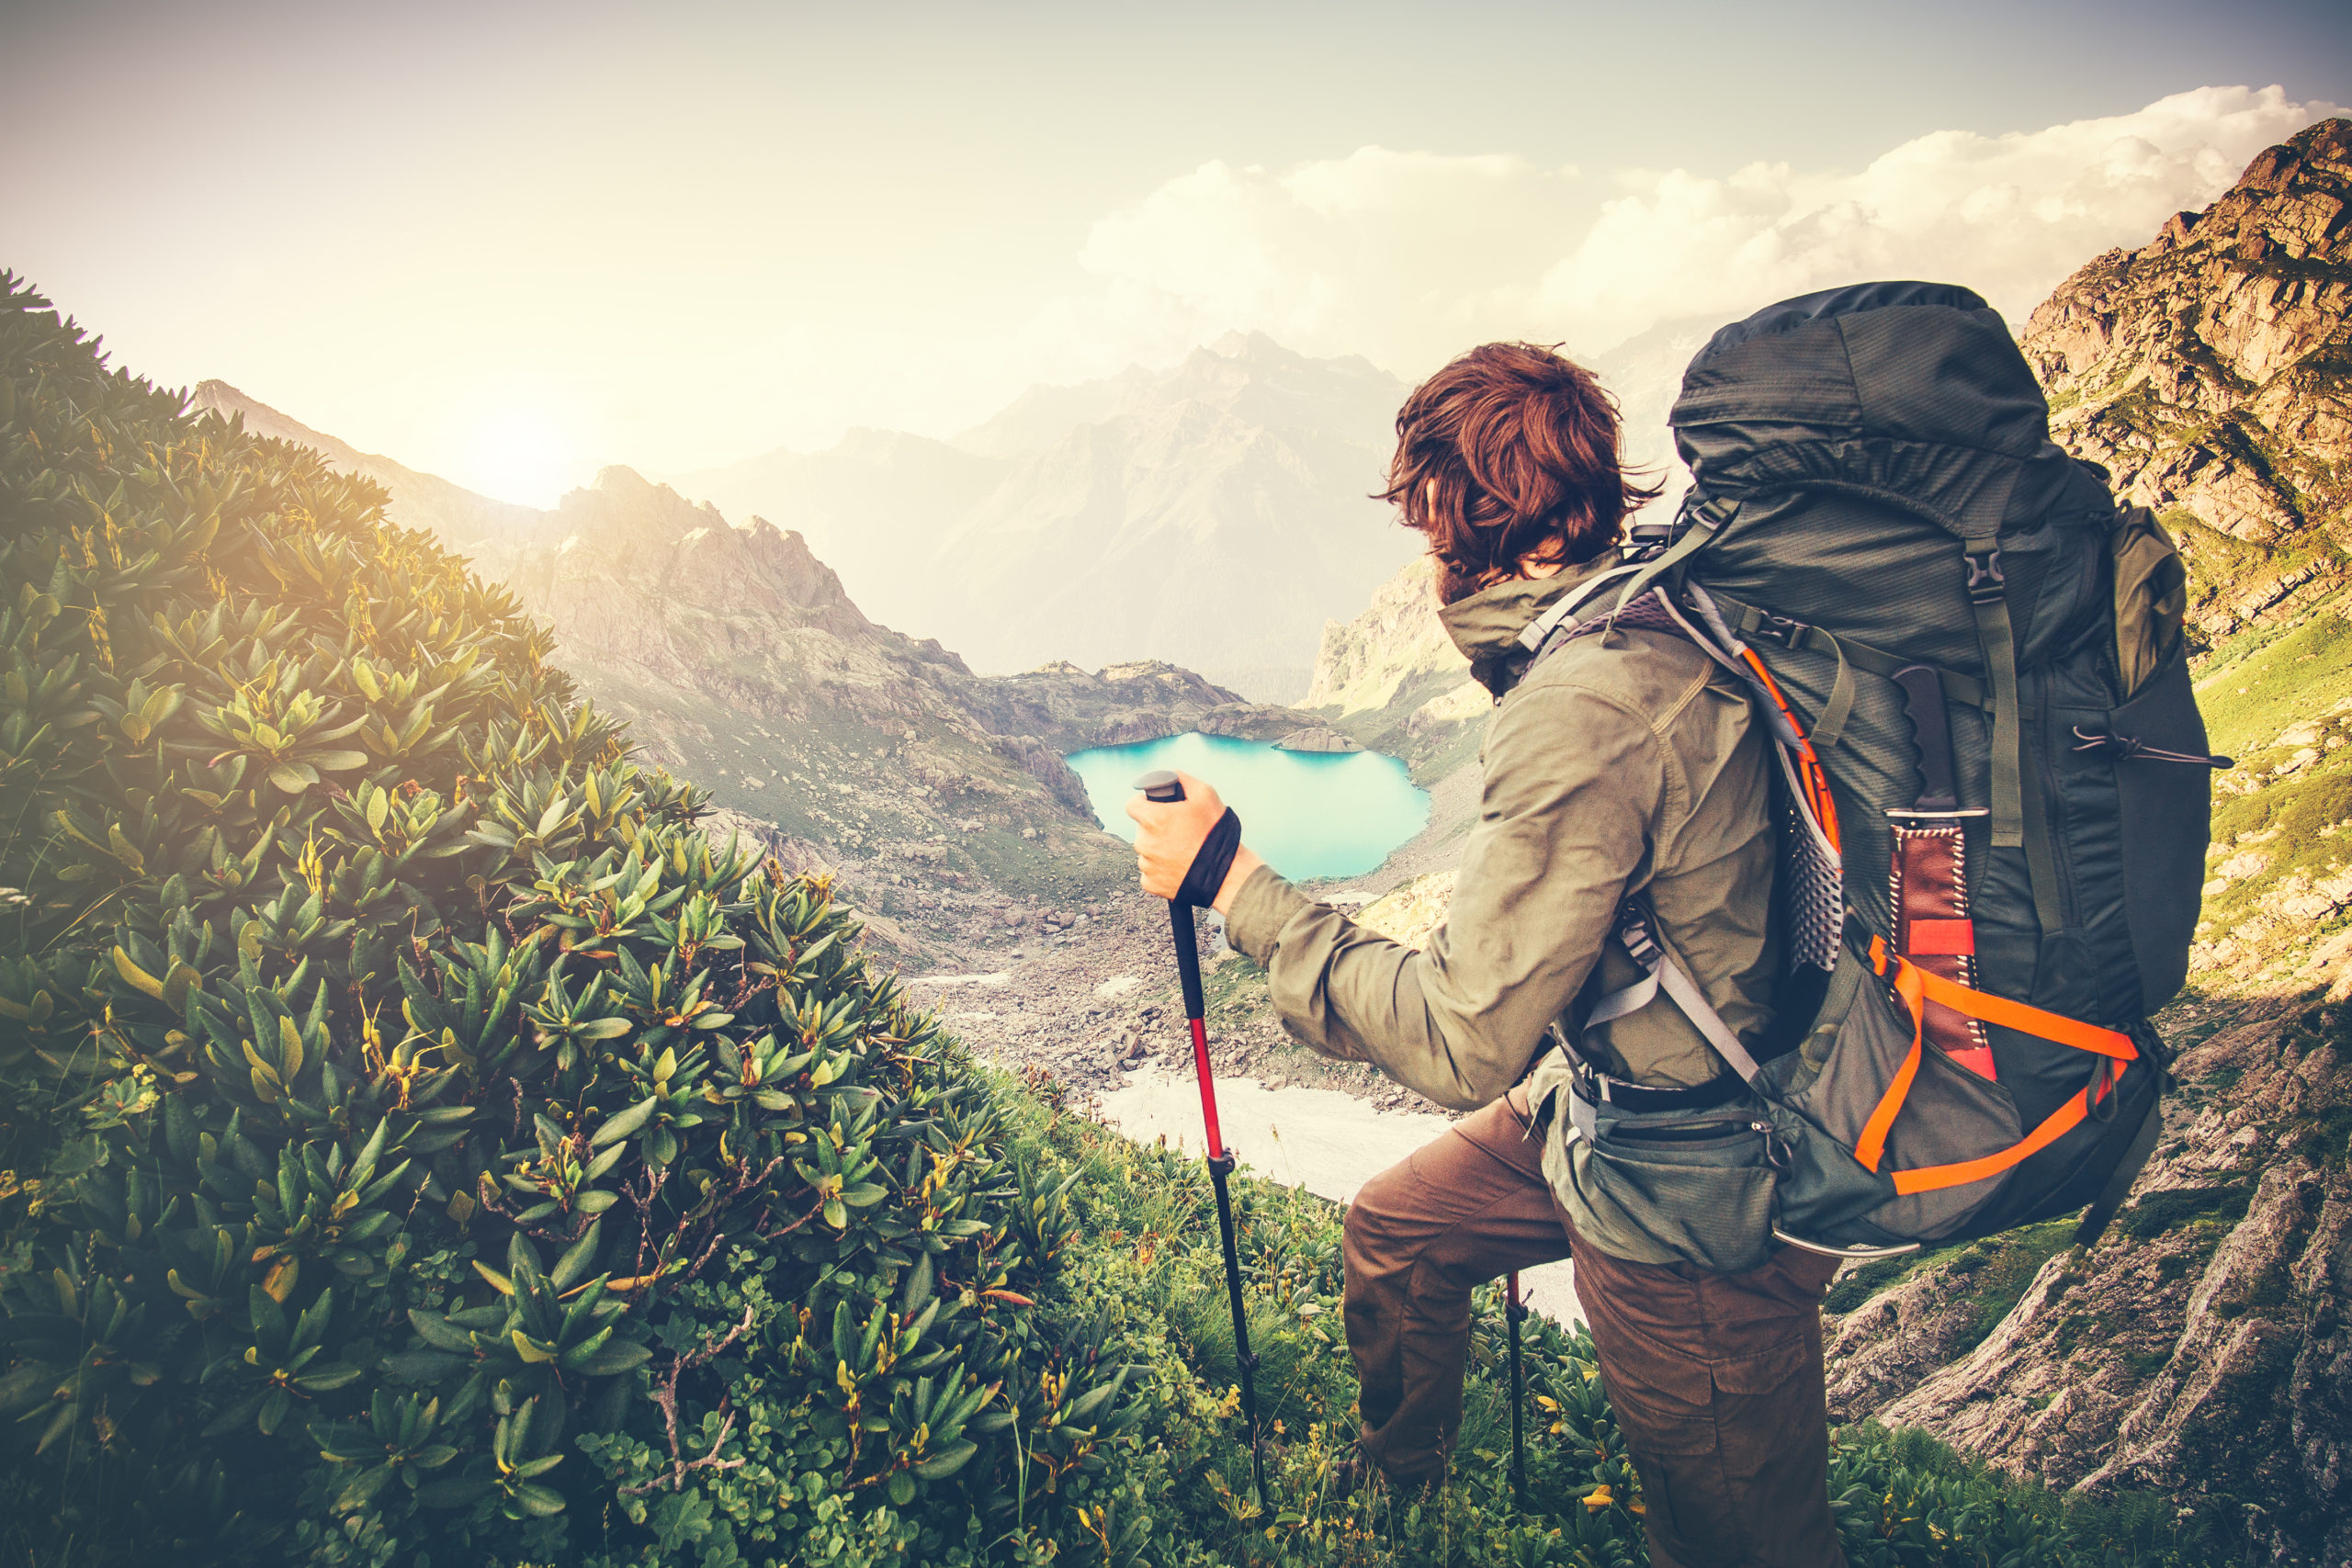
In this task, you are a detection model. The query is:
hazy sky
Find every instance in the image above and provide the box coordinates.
[6,0,2346,505]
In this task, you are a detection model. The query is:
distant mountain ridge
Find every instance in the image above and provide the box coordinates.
[188,380,555,557]
[188,387,1314,901]
[670,331,1421,700]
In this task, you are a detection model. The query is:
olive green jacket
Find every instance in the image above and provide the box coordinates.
[1222,557,1781,1262]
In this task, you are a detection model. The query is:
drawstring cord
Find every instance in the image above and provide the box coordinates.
[2070,727,2233,768]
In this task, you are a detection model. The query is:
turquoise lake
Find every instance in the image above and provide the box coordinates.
[1065,732,1430,882]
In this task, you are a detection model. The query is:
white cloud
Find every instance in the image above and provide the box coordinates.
[1004,148,1588,387]
[1036,85,2343,386]
[1537,85,2339,347]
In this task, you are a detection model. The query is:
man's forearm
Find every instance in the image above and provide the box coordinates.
[1224,864,1547,1110]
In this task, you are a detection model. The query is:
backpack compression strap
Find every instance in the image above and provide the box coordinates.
[1859,938,2137,1194]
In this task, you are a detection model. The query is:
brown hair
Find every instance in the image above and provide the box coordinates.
[1380,342,1660,604]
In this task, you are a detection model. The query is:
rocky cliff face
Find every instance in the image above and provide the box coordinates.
[2022,118,2351,644]
[1304,556,1486,778]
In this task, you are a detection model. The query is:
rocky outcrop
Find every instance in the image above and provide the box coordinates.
[196,391,1326,897]
[1304,556,1487,776]
[1272,728,1360,753]
[2021,118,2352,645]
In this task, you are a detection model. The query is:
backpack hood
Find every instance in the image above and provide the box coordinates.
[1670,281,2092,519]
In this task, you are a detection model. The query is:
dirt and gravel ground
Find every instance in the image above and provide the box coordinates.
[869,793,1481,1118]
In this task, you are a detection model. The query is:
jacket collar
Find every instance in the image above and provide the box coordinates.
[1437,555,1623,695]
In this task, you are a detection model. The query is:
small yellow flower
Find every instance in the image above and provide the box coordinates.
[1583,1484,1613,1511]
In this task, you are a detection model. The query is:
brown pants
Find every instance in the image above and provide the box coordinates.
[1341,1099,1848,1568]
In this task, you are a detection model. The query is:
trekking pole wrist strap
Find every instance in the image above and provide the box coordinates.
[1178,807,1243,908]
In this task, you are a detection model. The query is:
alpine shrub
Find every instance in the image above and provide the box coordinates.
[0,273,1125,1566]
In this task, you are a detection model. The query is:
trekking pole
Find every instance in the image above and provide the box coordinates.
[1506,1271,1528,1508]
[1136,770,1266,1504]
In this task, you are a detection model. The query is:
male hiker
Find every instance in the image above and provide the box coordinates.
[1128,341,1848,1568]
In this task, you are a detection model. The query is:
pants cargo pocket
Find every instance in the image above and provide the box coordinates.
[1711,1334,1821,1480]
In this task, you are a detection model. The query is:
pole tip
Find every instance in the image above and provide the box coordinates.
[1135,769,1184,802]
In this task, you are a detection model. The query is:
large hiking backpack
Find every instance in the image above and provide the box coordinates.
[1531,281,2226,1259]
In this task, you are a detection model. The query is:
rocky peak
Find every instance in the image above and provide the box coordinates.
[2022,117,2350,639]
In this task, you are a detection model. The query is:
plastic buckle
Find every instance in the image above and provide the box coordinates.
[1963,548,2006,604]
[1622,522,1675,565]
[1616,907,1666,970]
[1748,613,1806,649]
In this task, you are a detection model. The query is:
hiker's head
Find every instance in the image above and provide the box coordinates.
[1382,343,1659,604]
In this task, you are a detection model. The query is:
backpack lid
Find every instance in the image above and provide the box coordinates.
[1670,281,2074,513]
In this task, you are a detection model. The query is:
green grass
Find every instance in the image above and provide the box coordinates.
[2192,590,2352,760]
[1823,1219,2078,1356]
[990,1075,2232,1565]
[2111,1183,2256,1243]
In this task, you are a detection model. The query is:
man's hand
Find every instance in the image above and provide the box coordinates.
[1125,771,1264,914]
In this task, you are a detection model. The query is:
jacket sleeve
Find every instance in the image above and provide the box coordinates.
[1222,682,1668,1110]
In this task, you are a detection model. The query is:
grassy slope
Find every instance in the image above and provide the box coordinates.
[995,1073,2222,1566]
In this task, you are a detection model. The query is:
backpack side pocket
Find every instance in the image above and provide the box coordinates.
[1775,955,2023,1244]
[2090,649,2215,1014]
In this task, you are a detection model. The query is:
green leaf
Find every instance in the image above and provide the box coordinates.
[549,1220,601,1291]
[589,1096,657,1149]
[307,750,370,772]
[278,1013,306,1084]
[296,1362,365,1392]
[913,1439,978,1479]
[267,761,319,795]
[569,1339,651,1377]
[379,1350,468,1382]
[512,1482,566,1517]
[112,946,164,1000]
[407,1310,475,1353]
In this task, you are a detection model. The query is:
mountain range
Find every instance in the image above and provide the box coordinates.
[188,386,1317,931]
[668,331,1422,701]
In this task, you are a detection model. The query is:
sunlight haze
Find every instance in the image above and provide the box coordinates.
[6,0,2346,505]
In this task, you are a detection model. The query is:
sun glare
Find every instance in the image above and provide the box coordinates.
[462,407,576,508]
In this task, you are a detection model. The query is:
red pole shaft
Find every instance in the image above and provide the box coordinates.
[1190,1016,1225,1158]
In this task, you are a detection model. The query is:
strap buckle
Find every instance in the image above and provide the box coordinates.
[1622,521,1676,565]
[1963,548,2006,604]
[1615,904,1667,970]
[1747,612,1807,649]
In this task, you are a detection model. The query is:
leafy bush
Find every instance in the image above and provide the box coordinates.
[0,274,1127,1566]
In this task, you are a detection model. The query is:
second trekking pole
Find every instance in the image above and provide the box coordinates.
[1506,1271,1528,1507]
[1136,769,1266,1505]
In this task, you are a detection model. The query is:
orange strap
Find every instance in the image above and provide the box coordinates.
[1739,647,1841,852]
[1854,940,2137,1191]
